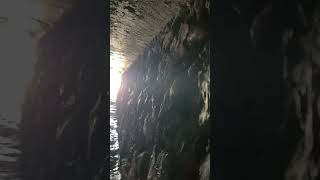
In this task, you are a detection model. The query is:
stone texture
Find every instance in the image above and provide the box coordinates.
[20,0,107,179]
[213,0,320,179]
[116,0,210,179]
[110,0,186,68]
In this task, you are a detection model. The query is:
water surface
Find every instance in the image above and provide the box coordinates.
[0,115,21,180]
[110,101,121,180]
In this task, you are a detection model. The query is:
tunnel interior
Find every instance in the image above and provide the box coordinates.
[112,0,210,180]
[3,0,320,180]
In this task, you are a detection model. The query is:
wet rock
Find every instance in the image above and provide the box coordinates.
[199,153,210,180]
[116,0,210,179]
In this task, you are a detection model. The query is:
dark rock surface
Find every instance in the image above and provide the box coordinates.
[213,0,320,179]
[20,0,107,179]
[116,0,210,179]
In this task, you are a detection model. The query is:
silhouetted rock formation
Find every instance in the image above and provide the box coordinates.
[213,0,320,179]
[20,0,107,179]
[116,0,210,179]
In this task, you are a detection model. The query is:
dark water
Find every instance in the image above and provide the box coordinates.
[110,101,121,180]
[0,115,21,180]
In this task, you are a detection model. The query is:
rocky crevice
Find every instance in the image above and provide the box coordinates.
[116,0,210,179]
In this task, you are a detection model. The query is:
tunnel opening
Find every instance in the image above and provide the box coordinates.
[0,0,211,179]
[112,0,210,179]
[110,52,126,180]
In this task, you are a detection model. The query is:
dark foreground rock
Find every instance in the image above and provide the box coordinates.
[20,0,107,180]
[213,1,320,179]
[116,0,210,180]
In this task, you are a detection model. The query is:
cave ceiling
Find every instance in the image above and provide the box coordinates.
[0,0,184,71]
[110,0,185,70]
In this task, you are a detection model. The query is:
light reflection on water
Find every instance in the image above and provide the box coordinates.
[110,52,126,180]
[0,115,21,180]
[110,102,121,180]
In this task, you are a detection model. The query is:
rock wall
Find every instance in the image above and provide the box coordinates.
[283,4,320,180]
[116,0,210,179]
[20,0,107,180]
[213,0,320,179]
[110,0,185,64]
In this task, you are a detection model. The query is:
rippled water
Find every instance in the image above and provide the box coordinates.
[0,115,21,180]
[110,101,121,180]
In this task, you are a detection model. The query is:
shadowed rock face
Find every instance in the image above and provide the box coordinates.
[213,0,320,179]
[284,5,320,180]
[116,0,210,179]
[21,0,107,179]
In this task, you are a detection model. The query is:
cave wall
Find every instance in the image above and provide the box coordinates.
[116,0,210,179]
[20,0,107,180]
[213,0,320,179]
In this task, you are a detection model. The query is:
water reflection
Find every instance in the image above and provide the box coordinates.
[110,102,121,180]
[0,116,21,179]
[110,52,127,180]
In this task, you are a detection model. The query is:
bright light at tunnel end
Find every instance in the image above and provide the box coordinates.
[110,53,125,101]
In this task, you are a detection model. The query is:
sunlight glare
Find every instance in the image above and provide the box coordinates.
[110,52,126,101]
